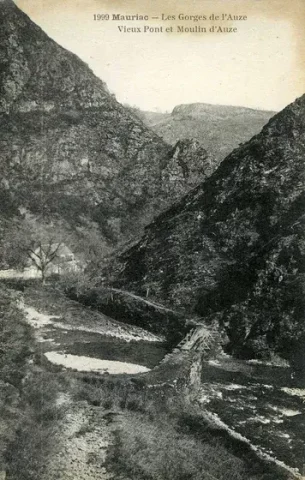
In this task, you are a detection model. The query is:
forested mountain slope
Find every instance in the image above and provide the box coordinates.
[109,95,305,363]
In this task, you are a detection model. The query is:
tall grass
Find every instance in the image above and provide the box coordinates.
[5,371,68,480]
[0,287,65,480]
[108,414,252,480]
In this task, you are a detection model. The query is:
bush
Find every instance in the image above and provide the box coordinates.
[103,399,113,410]
[126,399,146,413]
[0,294,33,386]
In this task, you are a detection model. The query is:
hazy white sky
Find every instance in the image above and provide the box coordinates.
[16,0,305,112]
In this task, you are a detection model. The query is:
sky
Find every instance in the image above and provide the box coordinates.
[15,0,305,113]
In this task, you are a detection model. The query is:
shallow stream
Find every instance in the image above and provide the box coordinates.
[198,357,305,475]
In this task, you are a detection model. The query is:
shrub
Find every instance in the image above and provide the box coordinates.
[103,399,113,410]
[126,399,146,413]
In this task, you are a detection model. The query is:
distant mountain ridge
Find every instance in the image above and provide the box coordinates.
[108,95,305,364]
[171,102,274,117]
[0,0,210,249]
[137,102,275,166]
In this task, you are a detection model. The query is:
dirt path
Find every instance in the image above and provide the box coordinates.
[42,393,115,480]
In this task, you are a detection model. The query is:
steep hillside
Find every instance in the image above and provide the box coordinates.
[137,103,274,167]
[0,0,209,248]
[109,95,305,363]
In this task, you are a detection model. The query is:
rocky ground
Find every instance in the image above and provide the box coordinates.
[41,394,115,480]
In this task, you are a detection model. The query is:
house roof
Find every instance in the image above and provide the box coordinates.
[27,243,76,266]
[33,243,73,256]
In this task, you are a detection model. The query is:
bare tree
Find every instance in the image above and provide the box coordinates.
[0,216,65,283]
[27,241,63,284]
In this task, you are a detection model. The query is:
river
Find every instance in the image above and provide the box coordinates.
[198,356,305,475]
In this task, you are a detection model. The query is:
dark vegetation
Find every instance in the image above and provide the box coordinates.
[5,372,65,480]
[65,285,191,346]
[0,286,66,480]
[0,286,33,473]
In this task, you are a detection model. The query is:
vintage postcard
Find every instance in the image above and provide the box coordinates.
[0,0,304,479]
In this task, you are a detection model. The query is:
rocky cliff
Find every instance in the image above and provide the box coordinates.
[109,95,305,363]
[0,0,209,247]
[138,102,274,168]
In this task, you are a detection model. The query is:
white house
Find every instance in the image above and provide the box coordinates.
[0,244,82,280]
[25,243,82,277]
